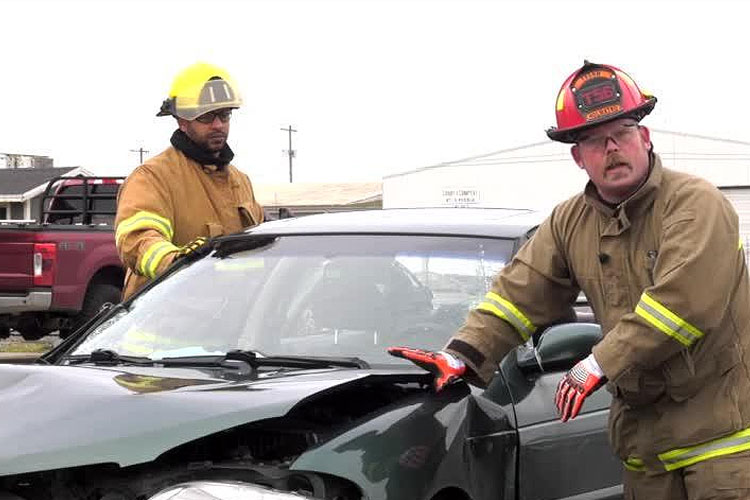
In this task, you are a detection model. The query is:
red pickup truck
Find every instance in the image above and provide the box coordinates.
[0,176,125,340]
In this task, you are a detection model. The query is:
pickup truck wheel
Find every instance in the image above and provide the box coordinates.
[59,284,122,339]
[15,318,52,341]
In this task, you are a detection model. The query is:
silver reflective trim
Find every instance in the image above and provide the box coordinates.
[637,299,701,345]
[660,434,750,467]
[483,295,533,339]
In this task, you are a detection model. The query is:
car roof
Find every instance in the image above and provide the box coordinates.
[248,207,546,239]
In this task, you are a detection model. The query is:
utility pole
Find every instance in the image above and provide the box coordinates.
[280,125,297,183]
[130,147,149,164]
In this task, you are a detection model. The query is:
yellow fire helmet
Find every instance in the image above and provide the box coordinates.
[157,62,243,120]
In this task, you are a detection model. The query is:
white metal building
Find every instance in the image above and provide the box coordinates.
[383,129,750,255]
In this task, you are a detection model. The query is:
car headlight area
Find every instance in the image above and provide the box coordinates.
[149,481,317,500]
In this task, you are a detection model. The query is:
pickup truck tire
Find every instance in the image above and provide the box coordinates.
[59,284,122,339]
[15,318,53,341]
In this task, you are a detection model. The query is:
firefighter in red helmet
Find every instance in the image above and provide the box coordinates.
[389,61,750,498]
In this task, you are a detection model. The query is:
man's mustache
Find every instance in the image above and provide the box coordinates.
[606,153,630,170]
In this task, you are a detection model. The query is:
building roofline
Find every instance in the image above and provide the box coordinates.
[649,128,750,147]
[384,141,551,180]
[384,129,750,180]
[0,167,87,202]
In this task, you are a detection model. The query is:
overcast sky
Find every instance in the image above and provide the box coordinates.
[0,0,747,183]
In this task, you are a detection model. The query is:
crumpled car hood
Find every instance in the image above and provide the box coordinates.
[0,363,394,476]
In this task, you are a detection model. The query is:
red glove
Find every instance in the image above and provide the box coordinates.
[555,354,606,422]
[387,346,465,391]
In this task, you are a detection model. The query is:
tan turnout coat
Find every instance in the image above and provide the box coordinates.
[115,146,263,300]
[446,154,750,472]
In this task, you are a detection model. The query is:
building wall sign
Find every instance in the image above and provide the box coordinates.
[441,187,481,207]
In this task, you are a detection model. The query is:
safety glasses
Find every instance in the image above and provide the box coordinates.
[577,123,639,152]
[194,109,232,124]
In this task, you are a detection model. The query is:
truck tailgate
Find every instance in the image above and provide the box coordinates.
[0,242,33,291]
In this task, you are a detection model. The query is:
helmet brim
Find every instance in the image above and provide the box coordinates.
[546,98,656,144]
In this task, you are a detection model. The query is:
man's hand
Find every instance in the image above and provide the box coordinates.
[177,237,207,257]
[555,353,606,422]
[387,346,465,391]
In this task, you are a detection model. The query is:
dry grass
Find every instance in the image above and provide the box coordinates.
[0,341,53,353]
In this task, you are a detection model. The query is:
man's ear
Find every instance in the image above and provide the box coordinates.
[571,144,584,169]
[638,125,651,148]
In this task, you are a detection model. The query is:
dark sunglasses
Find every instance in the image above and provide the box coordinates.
[195,109,232,124]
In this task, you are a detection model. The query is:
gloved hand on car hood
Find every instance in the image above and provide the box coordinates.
[387,346,466,392]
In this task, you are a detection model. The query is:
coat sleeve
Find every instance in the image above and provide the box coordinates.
[593,183,743,382]
[445,208,580,383]
[115,166,180,280]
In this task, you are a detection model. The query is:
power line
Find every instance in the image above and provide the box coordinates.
[281,125,297,183]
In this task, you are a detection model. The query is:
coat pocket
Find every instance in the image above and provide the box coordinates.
[612,366,665,406]
[663,349,698,402]
[206,222,224,238]
[238,201,259,227]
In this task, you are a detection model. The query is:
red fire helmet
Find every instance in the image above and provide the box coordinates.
[546,61,657,144]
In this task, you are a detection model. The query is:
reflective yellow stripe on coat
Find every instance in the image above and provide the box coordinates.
[138,241,179,279]
[623,457,645,472]
[635,292,705,347]
[477,291,535,341]
[658,426,750,470]
[116,211,174,247]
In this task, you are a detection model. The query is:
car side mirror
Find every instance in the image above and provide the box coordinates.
[517,323,602,374]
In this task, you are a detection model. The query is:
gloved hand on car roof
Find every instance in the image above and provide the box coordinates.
[387,346,466,392]
[177,236,207,258]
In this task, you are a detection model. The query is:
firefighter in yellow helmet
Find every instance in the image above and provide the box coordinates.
[388,61,750,498]
[115,62,264,300]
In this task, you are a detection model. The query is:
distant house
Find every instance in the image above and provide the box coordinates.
[0,167,88,221]
[256,182,382,220]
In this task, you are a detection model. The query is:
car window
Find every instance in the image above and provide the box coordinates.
[71,234,514,365]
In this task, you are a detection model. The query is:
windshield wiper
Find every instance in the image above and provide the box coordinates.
[65,349,156,366]
[255,354,370,369]
[64,349,370,371]
[158,350,369,370]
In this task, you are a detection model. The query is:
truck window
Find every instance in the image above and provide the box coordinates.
[47,185,84,224]
[89,185,118,225]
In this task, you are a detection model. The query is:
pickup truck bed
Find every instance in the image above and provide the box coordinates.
[0,176,124,340]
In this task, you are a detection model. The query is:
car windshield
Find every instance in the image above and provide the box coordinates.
[70,234,514,366]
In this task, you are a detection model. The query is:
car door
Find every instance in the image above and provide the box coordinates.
[499,324,623,500]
